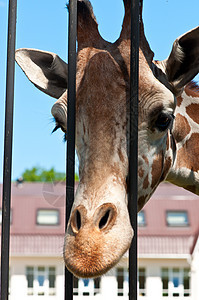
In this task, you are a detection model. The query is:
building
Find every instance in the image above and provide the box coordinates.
[0,181,199,299]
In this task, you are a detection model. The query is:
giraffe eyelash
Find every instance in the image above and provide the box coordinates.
[63,133,67,142]
[52,121,67,142]
[52,123,60,134]
[52,118,66,134]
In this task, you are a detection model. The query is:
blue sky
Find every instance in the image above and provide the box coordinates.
[0,0,198,182]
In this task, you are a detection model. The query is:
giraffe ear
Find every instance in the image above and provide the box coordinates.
[164,26,199,92]
[15,48,68,99]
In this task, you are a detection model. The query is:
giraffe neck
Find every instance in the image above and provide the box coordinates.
[166,82,199,195]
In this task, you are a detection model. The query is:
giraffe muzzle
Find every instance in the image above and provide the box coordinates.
[64,203,133,278]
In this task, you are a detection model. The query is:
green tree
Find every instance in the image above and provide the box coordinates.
[22,166,79,182]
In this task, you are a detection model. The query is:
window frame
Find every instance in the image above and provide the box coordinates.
[73,276,101,296]
[166,210,189,227]
[26,266,56,296]
[116,267,146,297]
[138,211,146,227]
[161,267,191,297]
[138,268,146,296]
[36,209,60,226]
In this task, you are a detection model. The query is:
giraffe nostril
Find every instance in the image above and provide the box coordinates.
[96,204,117,232]
[76,209,81,231]
[99,209,111,230]
[71,208,82,234]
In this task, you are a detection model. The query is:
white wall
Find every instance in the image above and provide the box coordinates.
[139,258,192,300]
[9,256,64,300]
[8,255,195,300]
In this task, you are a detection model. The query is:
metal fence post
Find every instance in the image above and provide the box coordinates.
[65,0,77,299]
[1,0,17,299]
[0,0,140,299]
[128,0,140,299]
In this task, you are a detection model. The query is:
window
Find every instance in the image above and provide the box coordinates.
[138,268,146,296]
[117,268,128,297]
[116,268,146,296]
[27,267,34,293]
[26,266,56,296]
[73,276,100,296]
[138,211,146,226]
[166,211,189,227]
[49,267,56,292]
[183,268,190,297]
[161,268,190,297]
[37,267,45,295]
[36,209,59,225]
[162,268,169,297]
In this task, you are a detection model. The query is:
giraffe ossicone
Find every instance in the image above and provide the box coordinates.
[15,0,199,278]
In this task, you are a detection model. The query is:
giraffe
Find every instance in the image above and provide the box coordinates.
[15,0,199,278]
[166,82,199,194]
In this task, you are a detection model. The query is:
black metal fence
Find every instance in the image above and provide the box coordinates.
[1,0,17,299]
[1,0,139,299]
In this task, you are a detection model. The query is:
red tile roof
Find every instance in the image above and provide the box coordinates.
[138,236,194,256]
[9,234,64,256]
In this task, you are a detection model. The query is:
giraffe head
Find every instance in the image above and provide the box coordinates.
[15,0,199,278]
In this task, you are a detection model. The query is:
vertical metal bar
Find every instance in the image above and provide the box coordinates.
[128,0,140,299]
[65,0,77,299]
[1,0,17,299]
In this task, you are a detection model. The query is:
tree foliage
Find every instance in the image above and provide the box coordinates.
[22,166,79,182]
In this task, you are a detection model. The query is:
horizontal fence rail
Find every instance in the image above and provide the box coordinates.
[1,0,17,299]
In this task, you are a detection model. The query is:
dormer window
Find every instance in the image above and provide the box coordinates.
[36,209,59,226]
[138,211,146,227]
[166,211,189,227]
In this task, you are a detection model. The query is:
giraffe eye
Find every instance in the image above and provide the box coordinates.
[155,113,173,131]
